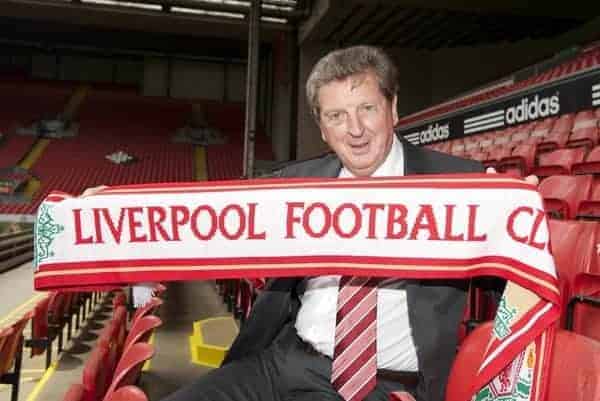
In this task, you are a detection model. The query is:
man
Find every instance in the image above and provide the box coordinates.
[164,45,483,401]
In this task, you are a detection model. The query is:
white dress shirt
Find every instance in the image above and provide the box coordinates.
[294,135,419,371]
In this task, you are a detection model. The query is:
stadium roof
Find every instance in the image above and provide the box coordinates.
[0,0,598,50]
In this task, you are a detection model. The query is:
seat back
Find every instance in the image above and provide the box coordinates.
[538,175,593,219]
[548,220,598,326]
[0,327,14,374]
[0,312,31,375]
[572,145,600,175]
[535,147,587,176]
[63,383,85,401]
[570,273,600,342]
[103,385,148,401]
[82,344,111,401]
[446,323,600,401]
[104,343,154,398]
[30,296,50,357]
[130,298,163,325]
[122,315,161,356]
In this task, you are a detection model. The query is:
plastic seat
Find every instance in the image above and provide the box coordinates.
[446,322,600,401]
[576,178,600,218]
[548,220,598,326]
[567,273,600,342]
[482,146,512,168]
[532,147,587,177]
[572,145,600,175]
[82,344,112,401]
[25,295,51,364]
[103,343,154,399]
[449,322,600,401]
[63,383,85,401]
[497,143,537,176]
[103,385,148,401]
[573,109,598,131]
[0,312,33,401]
[538,175,593,219]
[567,127,599,149]
[130,298,163,325]
[122,315,162,356]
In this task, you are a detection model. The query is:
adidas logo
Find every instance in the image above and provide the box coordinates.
[505,93,560,124]
[404,123,450,145]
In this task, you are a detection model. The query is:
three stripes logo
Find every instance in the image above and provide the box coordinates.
[404,123,450,145]
[463,110,505,135]
[593,83,600,107]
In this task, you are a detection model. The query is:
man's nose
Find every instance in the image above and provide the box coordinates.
[346,112,364,137]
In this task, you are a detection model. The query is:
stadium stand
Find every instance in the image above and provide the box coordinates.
[399,44,600,127]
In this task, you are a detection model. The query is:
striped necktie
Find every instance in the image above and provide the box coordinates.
[331,276,380,401]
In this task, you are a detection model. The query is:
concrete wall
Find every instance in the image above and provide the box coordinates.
[59,55,113,82]
[143,57,169,97]
[386,47,432,117]
[296,41,337,160]
[27,52,142,85]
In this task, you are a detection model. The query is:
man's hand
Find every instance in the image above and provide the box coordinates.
[80,185,108,197]
[486,167,539,186]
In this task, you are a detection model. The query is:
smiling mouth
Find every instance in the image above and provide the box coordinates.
[349,142,369,154]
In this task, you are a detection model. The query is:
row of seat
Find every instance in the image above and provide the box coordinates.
[399,43,600,126]
[0,291,102,401]
[63,286,165,401]
[427,109,600,175]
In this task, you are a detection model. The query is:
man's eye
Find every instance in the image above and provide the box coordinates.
[327,112,343,122]
[361,104,376,112]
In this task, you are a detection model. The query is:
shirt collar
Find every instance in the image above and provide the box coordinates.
[339,134,404,178]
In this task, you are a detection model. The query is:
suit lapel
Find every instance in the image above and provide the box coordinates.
[400,135,430,176]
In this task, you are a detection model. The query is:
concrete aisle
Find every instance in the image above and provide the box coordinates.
[143,280,235,400]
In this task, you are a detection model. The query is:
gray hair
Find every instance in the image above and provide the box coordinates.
[306,45,399,121]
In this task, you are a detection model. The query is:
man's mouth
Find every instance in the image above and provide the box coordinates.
[349,141,369,155]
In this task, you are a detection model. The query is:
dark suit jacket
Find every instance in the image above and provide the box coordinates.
[223,136,484,401]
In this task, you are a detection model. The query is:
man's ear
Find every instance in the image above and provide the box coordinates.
[392,95,399,126]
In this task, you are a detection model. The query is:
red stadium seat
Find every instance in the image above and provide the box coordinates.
[510,122,535,144]
[446,323,600,401]
[122,315,162,356]
[25,296,50,362]
[532,147,587,177]
[130,297,163,325]
[104,343,154,400]
[482,146,512,168]
[576,178,600,218]
[82,344,112,401]
[573,109,598,131]
[63,383,85,401]
[572,145,600,175]
[0,312,33,401]
[567,127,599,149]
[497,143,537,176]
[548,220,598,327]
[103,385,148,401]
[538,175,593,219]
[567,273,600,342]
[536,130,571,153]
[112,291,127,308]
[468,150,489,162]
[530,117,556,139]
[98,305,128,372]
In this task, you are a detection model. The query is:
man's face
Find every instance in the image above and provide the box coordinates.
[317,71,398,177]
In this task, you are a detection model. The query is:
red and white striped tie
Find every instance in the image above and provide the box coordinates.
[331,276,380,401]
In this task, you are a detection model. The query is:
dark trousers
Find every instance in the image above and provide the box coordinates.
[162,323,412,401]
